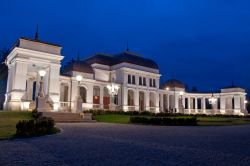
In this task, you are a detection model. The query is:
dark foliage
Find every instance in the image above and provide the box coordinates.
[16,117,55,137]
[31,110,42,119]
[0,49,9,80]
[86,109,250,118]
[130,116,197,126]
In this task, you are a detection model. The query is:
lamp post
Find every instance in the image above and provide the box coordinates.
[179,91,184,113]
[36,70,46,112]
[209,93,217,114]
[107,83,119,111]
[75,75,83,112]
[38,70,46,97]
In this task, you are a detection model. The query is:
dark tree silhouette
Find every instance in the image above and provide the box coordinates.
[191,86,198,92]
[247,98,250,113]
[0,49,9,80]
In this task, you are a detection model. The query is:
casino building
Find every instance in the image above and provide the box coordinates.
[3,37,248,115]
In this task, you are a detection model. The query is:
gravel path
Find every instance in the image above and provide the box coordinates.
[1,123,250,166]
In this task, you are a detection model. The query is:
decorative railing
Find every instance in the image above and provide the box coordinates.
[149,107,156,112]
[93,104,101,109]
[60,102,70,107]
[127,106,135,111]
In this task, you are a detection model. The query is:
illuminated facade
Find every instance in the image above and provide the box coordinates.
[3,38,248,115]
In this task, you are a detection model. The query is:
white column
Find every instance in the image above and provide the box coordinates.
[155,92,160,113]
[188,97,191,114]
[100,86,104,109]
[26,79,33,101]
[145,91,150,111]
[220,96,226,114]
[134,90,139,111]
[10,60,28,110]
[195,97,198,113]
[48,65,61,111]
[160,93,164,112]
[234,96,241,115]
[175,93,179,112]
[86,84,93,109]
[167,94,170,111]
[122,87,128,111]
[202,97,206,114]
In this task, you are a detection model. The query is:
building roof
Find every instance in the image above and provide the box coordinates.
[84,51,159,69]
[63,60,94,74]
[112,51,158,69]
[11,37,61,50]
[161,79,185,89]
[84,53,113,66]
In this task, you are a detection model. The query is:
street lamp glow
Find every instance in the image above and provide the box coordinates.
[39,70,46,77]
[107,83,119,96]
[179,91,184,96]
[166,87,169,90]
[76,75,82,82]
[209,94,217,104]
[244,100,248,104]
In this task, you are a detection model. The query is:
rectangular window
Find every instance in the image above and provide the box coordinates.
[143,77,146,86]
[149,79,152,87]
[217,98,220,109]
[132,75,136,84]
[185,98,188,109]
[139,77,142,85]
[153,79,156,87]
[128,75,131,84]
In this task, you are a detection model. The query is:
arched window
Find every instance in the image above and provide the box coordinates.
[93,86,100,104]
[79,86,87,103]
[103,87,110,109]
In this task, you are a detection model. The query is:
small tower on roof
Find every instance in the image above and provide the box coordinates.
[34,24,39,41]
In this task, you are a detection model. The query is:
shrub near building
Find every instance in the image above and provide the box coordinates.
[16,110,58,137]
[130,117,197,126]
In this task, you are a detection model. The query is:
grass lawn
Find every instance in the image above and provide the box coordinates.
[95,114,131,124]
[0,111,33,139]
[94,114,250,126]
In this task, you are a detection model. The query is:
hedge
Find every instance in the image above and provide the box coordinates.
[16,110,57,137]
[130,116,197,126]
[16,117,56,137]
[86,109,250,118]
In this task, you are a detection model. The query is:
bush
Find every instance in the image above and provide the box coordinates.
[31,110,42,119]
[130,116,197,126]
[16,117,56,137]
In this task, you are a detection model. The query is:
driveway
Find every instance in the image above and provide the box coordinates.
[0,123,250,166]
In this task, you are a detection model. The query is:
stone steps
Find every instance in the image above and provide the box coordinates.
[42,112,96,123]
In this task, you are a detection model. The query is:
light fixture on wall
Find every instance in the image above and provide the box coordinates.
[209,93,217,104]
[76,75,83,112]
[244,100,248,104]
[179,91,184,113]
[107,83,120,111]
[76,75,83,84]
[107,83,119,96]
[166,87,169,90]
[76,75,83,98]
[38,70,46,97]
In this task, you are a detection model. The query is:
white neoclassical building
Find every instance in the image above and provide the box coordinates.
[3,37,248,115]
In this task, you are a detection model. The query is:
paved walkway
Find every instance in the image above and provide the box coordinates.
[1,123,250,166]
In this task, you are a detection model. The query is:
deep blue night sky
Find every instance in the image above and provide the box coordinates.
[0,0,250,93]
